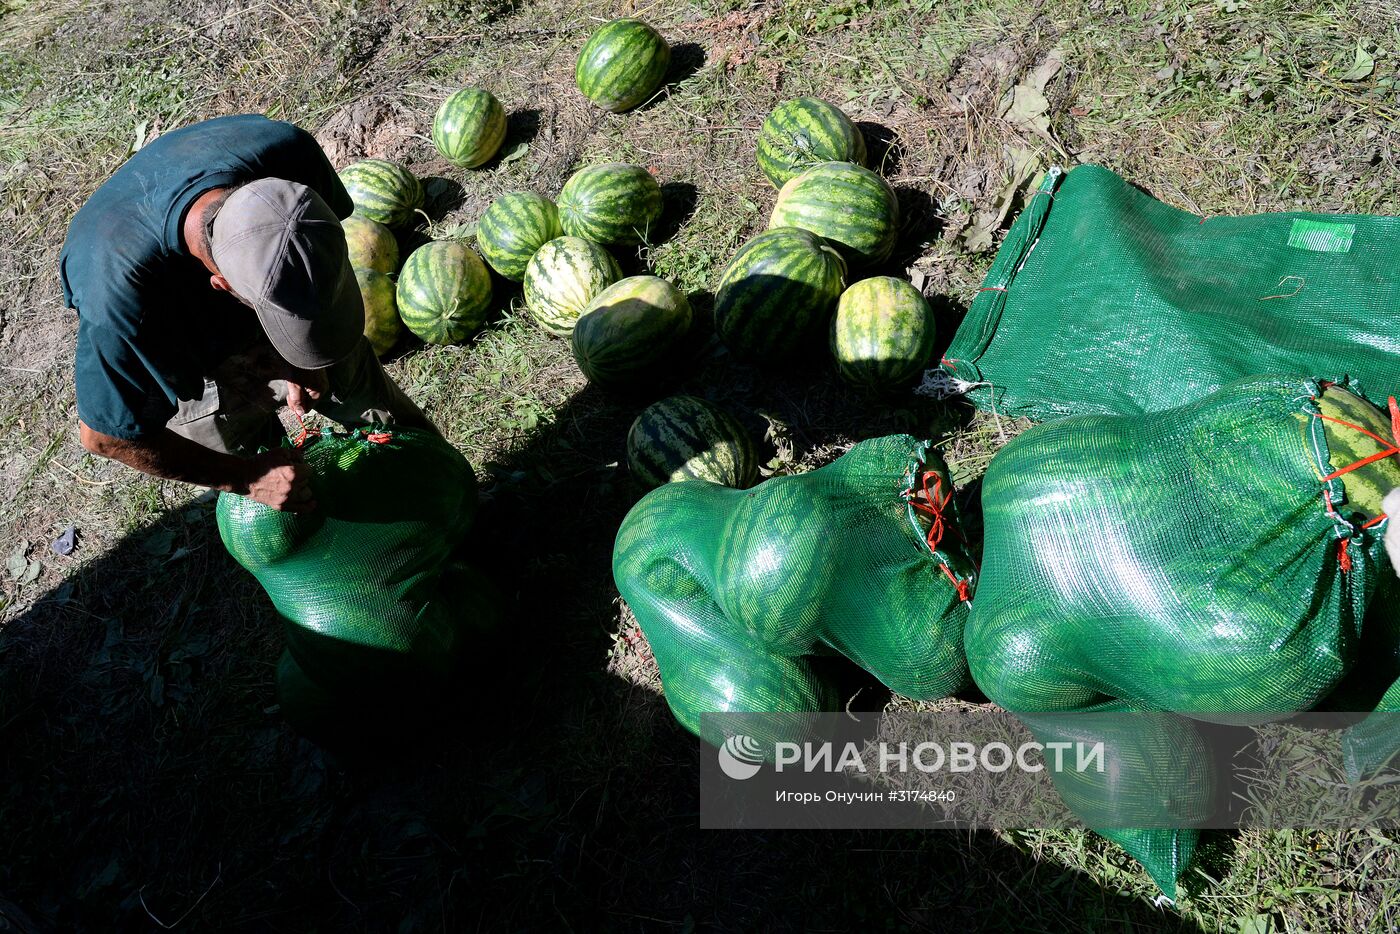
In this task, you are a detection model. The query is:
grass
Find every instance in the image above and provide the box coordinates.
[2,0,1400,929]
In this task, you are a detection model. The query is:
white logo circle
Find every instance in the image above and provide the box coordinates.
[718,734,764,780]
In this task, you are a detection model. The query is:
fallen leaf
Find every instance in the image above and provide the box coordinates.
[499,141,529,163]
[1337,43,1375,81]
[6,543,29,580]
[21,561,41,585]
[960,145,1040,253]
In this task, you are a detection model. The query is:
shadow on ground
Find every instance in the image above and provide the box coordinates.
[0,353,1204,932]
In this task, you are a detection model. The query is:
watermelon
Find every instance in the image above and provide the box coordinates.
[626,395,758,489]
[432,87,507,169]
[395,240,492,344]
[768,161,899,268]
[1317,386,1400,519]
[571,276,692,387]
[476,191,563,281]
[354,266,403,357]
[830,277,936,390]
[342,215,400,274]
[339,159,424,229]
[756,97,866,188]
[575,18,671,113]
[714,227,847,362]
[557,163,663,246]
[522,236,622,336]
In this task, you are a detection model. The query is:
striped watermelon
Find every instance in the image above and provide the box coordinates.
[575,19,671,113]
[571,276,692,387]
[432,87,507,169]
[395,240,492,344]
[756,97,866,188]
[768,161,898,268]
[354,266,403,357]
[1317,386,1400,519]
[476,192,563,281]
[342,215,400,274]
[522,236,622,336]
[339,159,424,229]
[557,164,663,246]
[626,395,758,489]
[714,227,847,362]
[830,277,936,390]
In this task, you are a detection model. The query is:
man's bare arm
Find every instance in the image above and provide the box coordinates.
[79,422,316,511]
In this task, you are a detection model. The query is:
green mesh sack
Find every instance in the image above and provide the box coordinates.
[937,164,1400,421]
[217,427,486,732]
[613,435,977,745]
[966,376,1399,896]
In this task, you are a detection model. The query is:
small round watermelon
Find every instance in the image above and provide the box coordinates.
[432,87,507,169]
[576,19,671,113]
[830,277,936,390]
[557,164,663,246]
[523,236,622,336]
[476,191,563,281]
[768,161,898,268]
[342,215,400,274]
[571,276,692,388]
[714,226,847,363]
[396,240,492,344]
[756,97,866,188]
[627,396,758,489]
[354,266,403,357]
[339,159,424,229]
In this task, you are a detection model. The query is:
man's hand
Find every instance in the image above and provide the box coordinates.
[285,368,330,419]
[242,448,316,512]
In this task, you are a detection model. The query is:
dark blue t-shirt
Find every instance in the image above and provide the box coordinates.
[60,114,353,439]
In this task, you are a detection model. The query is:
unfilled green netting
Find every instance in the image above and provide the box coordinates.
[613,434,976,746]
[967,376,1396,897]
[217,427,485,735]
[939,164,1400,421]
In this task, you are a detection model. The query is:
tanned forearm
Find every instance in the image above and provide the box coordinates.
[79,422,250,493]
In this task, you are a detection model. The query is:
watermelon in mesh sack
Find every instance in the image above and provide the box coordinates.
[966,375,1400,896]
[613,434,977,746]
[217,427,491,736]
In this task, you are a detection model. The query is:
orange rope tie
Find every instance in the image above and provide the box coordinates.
[907,468,972,602]
[290,411,310,448]
[976,286,1007,294]
[365,431,393,444]
[1325,395,1400,573]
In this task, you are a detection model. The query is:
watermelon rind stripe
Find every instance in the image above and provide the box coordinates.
[576,19,672,113]
[626,395,757,489]
[523,236,623,336]
[432,88,507,169]
[477,192,563,280]
[339,159,424,229]
[395,240,493,345]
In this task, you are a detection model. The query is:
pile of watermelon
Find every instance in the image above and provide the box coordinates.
[328,15,941,496]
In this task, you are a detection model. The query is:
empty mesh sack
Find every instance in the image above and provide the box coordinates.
[217,427,487,737]
[938,164,1400,421]
[966,376,1400,896]
[613,435,977,745]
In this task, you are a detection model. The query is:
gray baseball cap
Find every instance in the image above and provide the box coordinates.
[210,178,364,369]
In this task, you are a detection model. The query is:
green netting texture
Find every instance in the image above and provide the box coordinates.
[217,428,479,702]
[966,376,1394,896]
[941,164,1400,421]
[613,434,976,745]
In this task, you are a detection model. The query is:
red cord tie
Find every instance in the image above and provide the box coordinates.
[365,431,393,444]
[1322,394,1400,573]
[906,467,973,602]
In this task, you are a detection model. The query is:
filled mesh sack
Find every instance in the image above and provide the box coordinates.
[613,434,977,745]
[966,375,1400,896]
[217,427,490,738]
